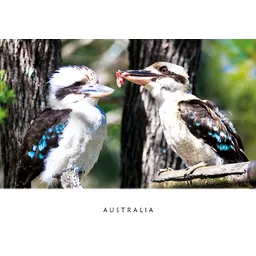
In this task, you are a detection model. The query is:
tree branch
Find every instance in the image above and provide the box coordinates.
[151,161,256,188]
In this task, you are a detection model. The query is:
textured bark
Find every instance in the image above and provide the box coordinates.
[120,39,202,188]
[0,40,61,188]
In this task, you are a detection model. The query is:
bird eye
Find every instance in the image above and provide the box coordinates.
[159,66,169,74]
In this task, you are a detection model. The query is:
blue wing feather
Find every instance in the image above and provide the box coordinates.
[15,108,72,188]
[178,99,248,163]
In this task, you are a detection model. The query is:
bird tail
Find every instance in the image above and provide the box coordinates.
[14,166,32,189]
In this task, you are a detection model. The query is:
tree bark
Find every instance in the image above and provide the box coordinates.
[120,39,202,188]
[0,39,61,188]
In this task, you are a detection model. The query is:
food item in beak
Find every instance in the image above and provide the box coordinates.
[116,70,125,88]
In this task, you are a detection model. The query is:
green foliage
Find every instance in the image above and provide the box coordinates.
[197,39,256,161]
[62,39,115,66]
[0,70,16,123]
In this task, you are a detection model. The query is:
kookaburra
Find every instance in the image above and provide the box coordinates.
[15,65,114,188]
[116,61,248,174]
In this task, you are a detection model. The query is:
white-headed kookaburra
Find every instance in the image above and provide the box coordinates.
[116,61,248,174]
[15,65,114,188]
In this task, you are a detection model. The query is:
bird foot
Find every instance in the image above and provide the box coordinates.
[184,162,207,179]
[52,168,79,180]
[157,167,174,176]
[52,173,62,180]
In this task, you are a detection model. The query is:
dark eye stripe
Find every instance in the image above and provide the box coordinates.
[161,86,171,91]
[71,81,84,87]
[158,65,187,85]
[55,86,80,100]
[170,72,187,84]
[54,75,91,100]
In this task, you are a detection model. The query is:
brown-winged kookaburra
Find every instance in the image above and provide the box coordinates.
[15,65,114,188]
[116,61,248,174]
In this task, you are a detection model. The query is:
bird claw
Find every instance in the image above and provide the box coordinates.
[52,173,62,180]
[184,162,207,180]
[157,167,174,176]
[183,167,196,186]
[184,169,193,180]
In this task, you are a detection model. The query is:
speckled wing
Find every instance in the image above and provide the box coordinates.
[178,99,248,163]
[15,108,72,188]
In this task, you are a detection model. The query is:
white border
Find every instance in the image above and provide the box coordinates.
[1,0,256,39]
[0,189,256,256]
[1,1,256,255]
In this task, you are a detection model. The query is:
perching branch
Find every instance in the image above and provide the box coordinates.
[151,161,256,188]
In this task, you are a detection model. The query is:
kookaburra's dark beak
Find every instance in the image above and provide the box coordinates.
[79,83,114,98]
[116,69,159,87]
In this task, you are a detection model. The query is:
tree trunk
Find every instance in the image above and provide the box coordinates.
[0,39,61,188]
[120,39,202,188]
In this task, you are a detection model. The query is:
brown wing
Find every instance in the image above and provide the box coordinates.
[178,99,248,163]
[202,99,245,150]
[15,108,72,188]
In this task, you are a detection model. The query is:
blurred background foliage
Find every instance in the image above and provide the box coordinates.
[0,70,16,187]
[197,39,256,163]
[0,70,16,123]
[1,39,256,188]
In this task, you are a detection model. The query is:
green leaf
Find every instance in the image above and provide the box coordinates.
[0,70,16,123]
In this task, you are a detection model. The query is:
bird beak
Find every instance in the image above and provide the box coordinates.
[79,83,114,98]
[116,69,159,87]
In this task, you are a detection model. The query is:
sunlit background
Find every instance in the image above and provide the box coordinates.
[0,39,256,188]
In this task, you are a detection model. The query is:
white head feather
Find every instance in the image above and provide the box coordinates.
[49,66,97,95]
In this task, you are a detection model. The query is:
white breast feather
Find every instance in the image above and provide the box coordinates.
[40,106,107,185]
[159,94,224,166]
